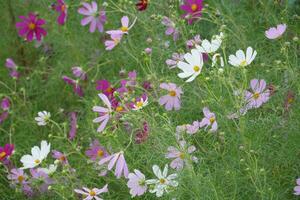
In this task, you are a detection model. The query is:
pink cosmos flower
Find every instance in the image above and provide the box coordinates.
[180,0,203,24]
[85,140,109,161]
[265,24,287,39]
[161,17,179,41]
[54,0,67,25]
[52,150,68,165]
[1,98,10,111]
[0,144,14,162]
[166,140,198,170]
[68,112,77,140]
[7,168,28,185]
[72,66,87,80]
[294,178,300,195]
[166,52,184,69]
[159,83,183,111]
[199,107,218,132]
[16,13,47,41]
[104,33,123,50]
[78,1,106,33]
[5,58,20,79]
[127,169,147,197]
[93,93,112,132]
[186,121,200,134]
[30,168,54,192]
[244,79,270,109]
[62,76,84,97]
[107,16,131,35]
[99,151,129,178]
[74,184,108,200]
[186,34,201,48]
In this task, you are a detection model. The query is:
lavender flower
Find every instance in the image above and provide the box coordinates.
[166,52,184,69]
[85,140,109,161]
[99,151,129,178]
[186,34,201,48]
[92,93,112,132]
[52,150,68,165]
[244,79,270,109]
[199,107,218,132]
[159,83,183,111]
[127,169,147,197]
[68,112,77,140]
[161,17,179,41]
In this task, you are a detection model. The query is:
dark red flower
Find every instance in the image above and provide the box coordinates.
[0,144,14,162]
[135,121,150,144]
[136,0,148,11]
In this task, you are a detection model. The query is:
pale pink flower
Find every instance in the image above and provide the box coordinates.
[106,16,131,35]
[104,34,123,51]
[127,169,147,197]
[159,83,183,111]
[199,107,217,132]
[74,184,108,199]
[99,151,129,178]
[265,24,287,39]
[93,94,112,132]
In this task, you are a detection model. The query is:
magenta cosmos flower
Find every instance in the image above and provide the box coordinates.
[159,83,183,111]
[127,169,147,197]
[99,151,129,178]
[294,178,300,195]
[5,58,20,79]
[199,107,218,132]
[166,52,184,69]
[161,17,179,41]
[0,144,14,162]
[180,0,203,24]
[265,24,287,39]
[54,0,67,25]
[93,93,112,132]
[75,184,108,200]
[85,140,109,161]
[72,66,87,80]
[78,1,106,33]
[166,140,198,170]
[16,13,47,41]
[244,79,270,109]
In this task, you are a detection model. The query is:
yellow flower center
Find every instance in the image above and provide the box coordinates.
[179,152,185,159]
[17,175,24,183]
[240,60,247,67]
[97,149,104,157]
[61,5,66,12]
[116,106,123,112]
[121,26,128,32]
[209,117,215,123]
[59,156,66,162]
[169,90,176,97]
[193,65,200,72]
[191,4,198,11]
[28,23,36,30]
[0,152,6,159]
[34,159,40,164]
[288,97,294,104]
[253,92,260,99]
[89,190,96,196]
[106,87,113,93]
[136,101,144,108]
[159,178,166,184]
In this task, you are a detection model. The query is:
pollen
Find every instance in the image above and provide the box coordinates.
[240,60,247,67]
[209,117,215,123]
[28,22,36,30]
[136,101,144,108]
[89,190,96,196]
[17,175,24,183]
[61,5,66,12]
[193,65,200,72]
[97,149,104,157]
[253,92,260,99]
[159,178,166,184]
[34,159,40,164]
[191,4,198,11]
[0,152,6,159]
[169,90,176,97]
[116,106,124,112]
[121,26,128,32]
[179,152,185,159]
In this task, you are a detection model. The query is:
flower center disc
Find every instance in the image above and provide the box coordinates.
[253,92,260,99]
[34,159,40,164]
[61,5,66,12]
[193,65,200,72]
[159,178,166,184]
[97,149,104,157]
[169,90,176,97]
[179,152,185,159]
[136,101,144,108]
[240,60,247,67]
[116,106,123,112]
[191,4,198,11]
[28,23,36,30]
[89,190,96,196]
[18,175,24,183]
[121,26,128,32]
[209,117,215,123]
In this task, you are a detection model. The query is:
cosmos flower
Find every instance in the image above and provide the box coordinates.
[68,112,77,140]
[62,75,84,97]
[0,144,14,162]
[99,151,129,178]
[20,141,51,169]
[186,34,201,48]
[5,58,20,79]
[30,168,54,192]
[195,32,223,54]
[180,0,203,24]
[136,0,148,11]
[161,16,179,41]
[228,47,257,67]
[244,79,270,109]
[132,96,148,111]
[85,140,109,161]
[93,93,112,132]
[1,98,10,111]
[166,52,185,69]
[72,66,87,81]
[53,0,67,25]
[135,121,150,144]
[16,13,47,41]
[166,140,198,170]
[199,107,218,132]
[159,83,183,111]
[186,121,200,134]
[7,168,28,185]
[177,49,203,82]
[146,164,178,197]
[265,24,287,39]
[78,1,106,33]
[212,53,224,67]
[104,33,123,50]
[74,184,108,200]
[34,111,51,126]
[96,80,115,98]
[294,178,300,195]
[107,16,132,35]
[52,150,68,165]
[37,164,58,175]
[127,169,147,197]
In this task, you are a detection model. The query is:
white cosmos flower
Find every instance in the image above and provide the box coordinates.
[146,164,178,197]
[177,49,203,82]
[228,46,257,67]
[132,97,148,111]
[195,32,223,54]
[212,53,224,67]
[35,111,51,126]
[20,141,51,169]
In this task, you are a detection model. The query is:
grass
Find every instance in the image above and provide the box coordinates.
[0,0,300,199]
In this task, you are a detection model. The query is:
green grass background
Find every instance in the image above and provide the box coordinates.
[0,0,300,199]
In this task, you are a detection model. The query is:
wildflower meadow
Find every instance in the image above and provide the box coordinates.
[1,0,300,199]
